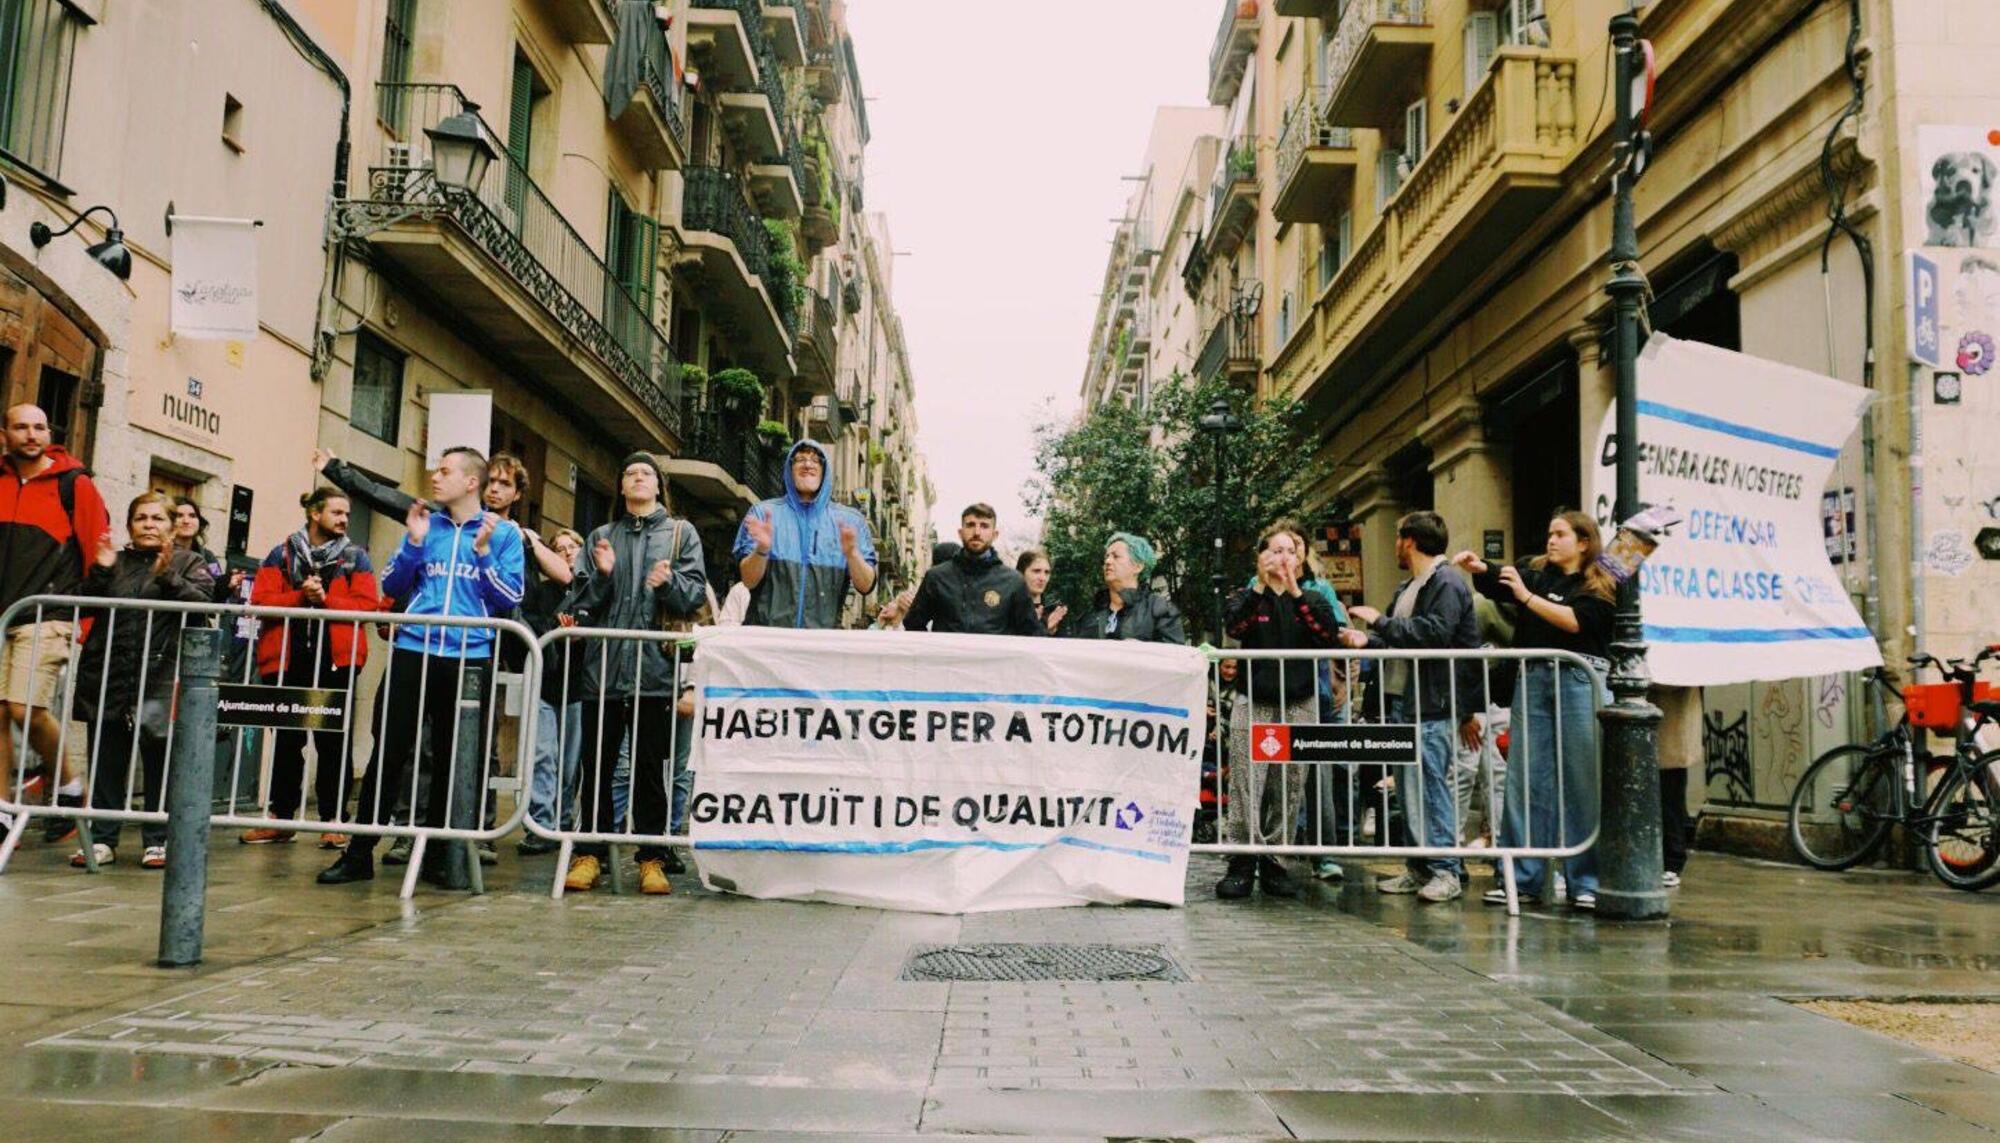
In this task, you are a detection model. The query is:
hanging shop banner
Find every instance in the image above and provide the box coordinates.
[689,627,1205,914]
[170,217,260,339]
[1590,335,1880,686]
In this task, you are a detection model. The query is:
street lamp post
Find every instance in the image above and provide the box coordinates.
[1596,9,1668,921]
[1198,394,1244,641]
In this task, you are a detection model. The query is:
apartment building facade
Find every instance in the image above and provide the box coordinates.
[1147,0,2000,850]
[0,0,345,559]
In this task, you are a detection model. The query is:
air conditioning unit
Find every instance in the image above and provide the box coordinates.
[379,142,421,200]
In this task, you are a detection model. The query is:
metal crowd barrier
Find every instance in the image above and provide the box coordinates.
[0,596,539,907]
[522,625,697,899]
[1189,647,1607,915]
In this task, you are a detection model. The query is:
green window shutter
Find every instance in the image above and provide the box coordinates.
[504,55,534,223]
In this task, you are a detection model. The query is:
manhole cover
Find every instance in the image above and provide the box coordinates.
[901,943,1188,982]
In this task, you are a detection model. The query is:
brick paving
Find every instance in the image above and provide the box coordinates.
[35,856,1698,1097]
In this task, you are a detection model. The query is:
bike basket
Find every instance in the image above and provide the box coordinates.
[1904,682,1962,730]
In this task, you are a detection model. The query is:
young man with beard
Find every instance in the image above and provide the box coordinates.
[560,453,706,895]
[0,404,109,843]
[242,488,380,846]
[734,439,875,629]
[902,504,1040,636]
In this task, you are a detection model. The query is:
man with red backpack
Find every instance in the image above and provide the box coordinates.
[0,404,109,842]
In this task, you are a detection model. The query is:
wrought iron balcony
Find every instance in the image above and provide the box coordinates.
[688,0,769,90]
[676,402,783,502]
[606,12,688,169]
[1195,303,1262,387]
[761,0,806,65]
[1320,0,1432,127]
[1208,0,1260,105]
[682,165,771,277]
[1274,87,1357,222]
[795,289,839,389]
[335,83,680,443]
[1204,133,1259,260]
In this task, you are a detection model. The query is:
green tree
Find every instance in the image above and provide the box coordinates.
[1024,370,1313,641]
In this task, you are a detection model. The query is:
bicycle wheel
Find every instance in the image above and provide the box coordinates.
[1788,744,1896,870]
[1924,755,2000,891]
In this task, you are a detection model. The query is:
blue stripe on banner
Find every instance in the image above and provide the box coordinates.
[703,687,1192,719]
[694,836,1174,864]
[1646,625,1874,644]
[1636,400,1844,459]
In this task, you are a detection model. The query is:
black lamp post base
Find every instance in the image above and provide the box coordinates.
[1595,695,1668,921]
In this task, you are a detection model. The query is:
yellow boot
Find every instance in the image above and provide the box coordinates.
[637,858,672,895]
[563,854,600,892]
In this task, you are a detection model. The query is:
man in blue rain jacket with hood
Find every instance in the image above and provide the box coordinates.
[733,439,876,628]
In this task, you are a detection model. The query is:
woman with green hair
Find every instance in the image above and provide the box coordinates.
[1072,532,1186,645]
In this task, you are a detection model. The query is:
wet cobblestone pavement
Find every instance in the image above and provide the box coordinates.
[1,838,1996,1139]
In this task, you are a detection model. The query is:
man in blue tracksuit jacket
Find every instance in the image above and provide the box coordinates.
[733,439,876,628]
[319,446,524,886]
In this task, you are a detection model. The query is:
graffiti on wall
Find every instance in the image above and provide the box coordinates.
[1704,710,1753,805]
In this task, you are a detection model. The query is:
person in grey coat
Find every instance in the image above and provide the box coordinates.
[560,452,706,895]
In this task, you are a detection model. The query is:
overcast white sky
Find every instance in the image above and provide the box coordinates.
[844,1,1220,542]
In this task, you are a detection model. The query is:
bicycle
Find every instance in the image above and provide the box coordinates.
[1786,647,2000,890]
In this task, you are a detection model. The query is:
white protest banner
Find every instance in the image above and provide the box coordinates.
[689,626,1205,913]
[170,217,259,339]
[1590,335,1880,686]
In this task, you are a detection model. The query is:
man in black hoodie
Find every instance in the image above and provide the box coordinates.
[903,504,1039,637]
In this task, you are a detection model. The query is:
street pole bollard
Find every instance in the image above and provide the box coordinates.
[443,665,484,893]
[159,626,221,967]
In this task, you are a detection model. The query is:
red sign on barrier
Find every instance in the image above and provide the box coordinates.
[1249,723,1419,764]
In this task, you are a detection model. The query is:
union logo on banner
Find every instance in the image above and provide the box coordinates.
[1251,724,1291,762]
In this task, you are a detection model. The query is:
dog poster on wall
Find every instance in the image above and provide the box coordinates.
[1919,125,2000,249]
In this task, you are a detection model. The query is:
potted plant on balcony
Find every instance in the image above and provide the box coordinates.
[756,418,791,451]
[679,363,709,404]
[761,219,810,331]
[711,367,766,424]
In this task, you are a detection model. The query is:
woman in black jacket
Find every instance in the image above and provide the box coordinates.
[1216,520,1341,899]
[1015,549,1068,636]
[72,492,216,869]
[1074,533,1185,644]
[1455,508,1615,910]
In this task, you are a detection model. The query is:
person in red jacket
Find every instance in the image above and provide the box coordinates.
[241,488,380,845]
[0,403,109,840]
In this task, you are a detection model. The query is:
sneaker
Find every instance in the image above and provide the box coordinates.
[516,834,558,856]
[1482,887,1510,906]
[1377,872,1423,895]
[69,842,114,867]
[319,833,349,849]
[1215,855,1255,900]
[239,828,295,845]
[141,846,167,869]
[1661,871,1681,889]
[1314,858,1345,881]
[315,852,374,885]
[1258,857,1299,898]
[1417,871,1463,903]
[383,836,414,866]
[43,796,80,843]
[660,847,686,874]
[1572,891,1597,911]
[476,839,498,867]
[637,859,672,895]
[564,855,601,892]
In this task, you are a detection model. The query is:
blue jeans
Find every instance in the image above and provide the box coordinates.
[1394,696,1461,878]
[671,712,693,834]
[1501,662,1602,896]
[526,699,583,830]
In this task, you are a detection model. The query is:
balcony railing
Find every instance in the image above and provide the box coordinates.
[1276,87,1355,193]
[355,82,680,436]
[683,164,772,278]
[1209,132,1258,234]
[679,402,782,499]
[1195,306,1262,384]
[1321,0,1429,121]
[692,0,773,59]
[632,13,687,154]
[1207,0,1259,104]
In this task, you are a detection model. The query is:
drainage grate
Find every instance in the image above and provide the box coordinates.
[901,943,1189,983]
